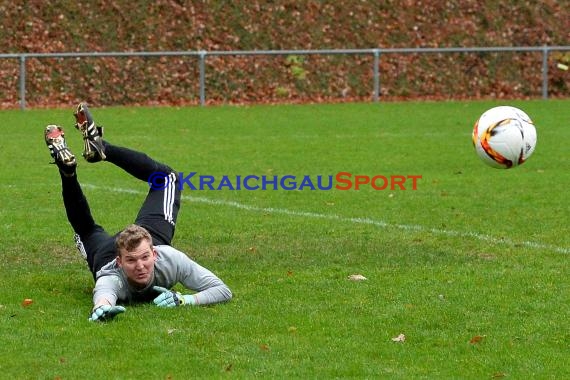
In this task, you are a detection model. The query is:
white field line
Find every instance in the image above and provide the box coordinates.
[82,184,569,254]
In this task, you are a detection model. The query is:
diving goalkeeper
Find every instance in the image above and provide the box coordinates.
[44,103,232,322]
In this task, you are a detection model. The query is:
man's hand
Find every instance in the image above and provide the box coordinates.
[153,286,195,307]
[89,305,126,322]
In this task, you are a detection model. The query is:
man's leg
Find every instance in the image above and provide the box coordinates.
[104,143,182,246]
[60,173,117,276]
[134,172,181,246]
[73,103,181,245]
[74,102,175,180]
[45,125,116,278]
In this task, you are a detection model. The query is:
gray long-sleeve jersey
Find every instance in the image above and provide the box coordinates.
[93,245,232,306]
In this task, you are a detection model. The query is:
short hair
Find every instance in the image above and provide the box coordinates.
[115,224,153,255]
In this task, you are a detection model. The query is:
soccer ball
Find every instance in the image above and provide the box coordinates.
[472,106,537,169]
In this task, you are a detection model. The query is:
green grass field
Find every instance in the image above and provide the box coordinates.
[1,100,568,379]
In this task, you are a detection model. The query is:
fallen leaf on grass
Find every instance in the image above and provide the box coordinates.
[260,344,270,351]
[478,253,496,260]
[391,333,406,342]
[167,329,177,335]
[348,274,367,281]
[469,335,485,344]
[492,372,506,378]
[22,299,33,307]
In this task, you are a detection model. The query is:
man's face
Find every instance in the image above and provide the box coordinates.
[116,240,157,288]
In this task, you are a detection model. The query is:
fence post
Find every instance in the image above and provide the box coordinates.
[541,45,549,99]
[19,55,26,110]
[199,50,206,106]
[373,48,380,102]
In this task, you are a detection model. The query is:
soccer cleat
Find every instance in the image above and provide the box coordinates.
[74,102,106,162]
[44,125,76,176]
[73,233,88,260]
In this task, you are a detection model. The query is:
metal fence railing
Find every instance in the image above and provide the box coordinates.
[2,46,570,110]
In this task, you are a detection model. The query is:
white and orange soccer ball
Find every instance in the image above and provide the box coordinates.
[472,106,537,169]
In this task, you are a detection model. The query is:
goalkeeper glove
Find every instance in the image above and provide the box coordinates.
[89,305,126,322]
[153,286,195,307]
